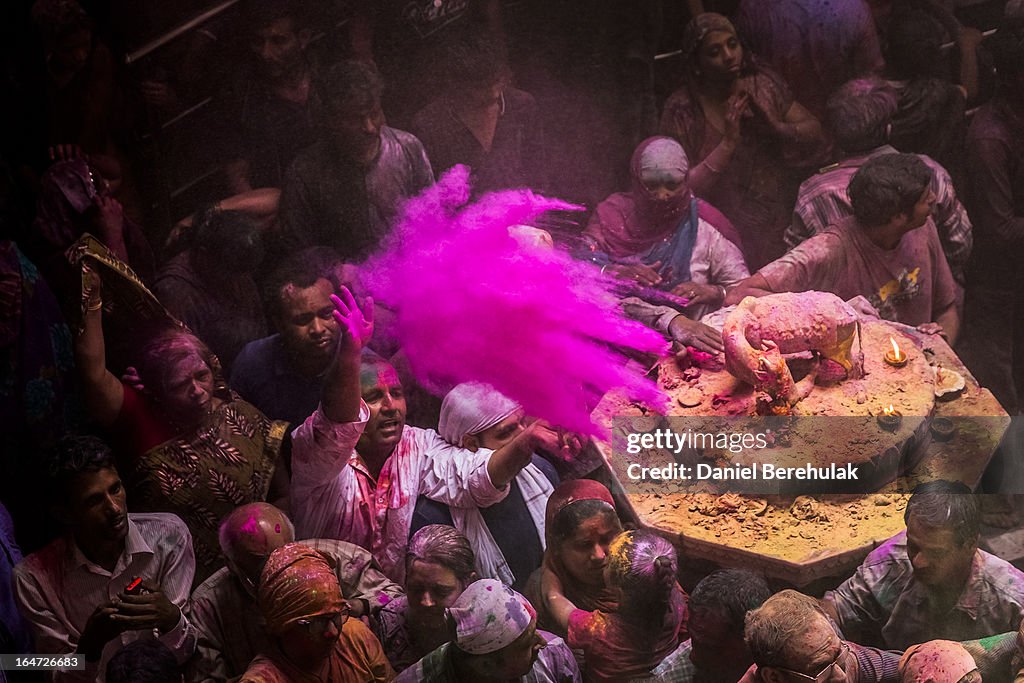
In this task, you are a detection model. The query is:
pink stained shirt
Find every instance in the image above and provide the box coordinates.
[758,216,958,326]
[289,402,509,583]
[567,586,688,682]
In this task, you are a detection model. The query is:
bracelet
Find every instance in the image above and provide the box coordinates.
[703,158,724,174]
[86,299,103,311]
[600,264,611,275]
[717,285,727,302]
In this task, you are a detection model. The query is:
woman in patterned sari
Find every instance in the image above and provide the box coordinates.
[70,237,289,584]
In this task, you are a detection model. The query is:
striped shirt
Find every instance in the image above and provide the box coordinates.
[784,146,972,284]
[13,513,196,682]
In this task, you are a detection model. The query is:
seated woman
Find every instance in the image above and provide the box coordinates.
[241,543,393,682]
[524,480,623,637]
[375,525,478,672]
[581,135,749,353]
[73,252,289,583]
[541,530,688,682]
[660,13,827,270]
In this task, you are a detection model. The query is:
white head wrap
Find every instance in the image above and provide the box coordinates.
[637,137,690,184]
[439,382,521,447]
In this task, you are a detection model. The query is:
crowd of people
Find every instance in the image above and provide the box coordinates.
[3,0,1024,681]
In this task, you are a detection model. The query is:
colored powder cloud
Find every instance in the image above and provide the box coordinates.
[360,166,667,436]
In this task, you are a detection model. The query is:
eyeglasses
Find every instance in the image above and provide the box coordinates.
[772,642,849,683]
[296,608,350,635]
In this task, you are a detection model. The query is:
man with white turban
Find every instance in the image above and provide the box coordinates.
[411,382,558,591]
[396,579,580,682]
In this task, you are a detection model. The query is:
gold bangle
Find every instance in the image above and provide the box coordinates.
[86,300,103,311]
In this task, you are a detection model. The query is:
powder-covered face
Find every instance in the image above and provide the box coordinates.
[640,168,688,201]
[356,362,407,459]
[471,409,526,451]
[906,517,975,589]
[160,350,215,425]
[559,513,620,588]
[324,98,385,164]
[406,559,466,624]
[904,187,936,231]
[486,618,546,680]
[688,606,747,674]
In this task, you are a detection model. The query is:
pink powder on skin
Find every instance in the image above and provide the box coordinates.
[361,166,667,437]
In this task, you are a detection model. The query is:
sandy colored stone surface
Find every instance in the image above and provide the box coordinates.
[590,311,1007,583]
[594,320,936,494]
[636,493,909,565]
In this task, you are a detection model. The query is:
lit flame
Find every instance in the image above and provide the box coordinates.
[889,337,904,360]
[883,404,896,416]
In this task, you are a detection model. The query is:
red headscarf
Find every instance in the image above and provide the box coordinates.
[542,480,621,613]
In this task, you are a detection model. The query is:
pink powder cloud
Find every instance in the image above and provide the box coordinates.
[361,166,667,436]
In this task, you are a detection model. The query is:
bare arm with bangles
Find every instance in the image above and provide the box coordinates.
[74,261,126,426]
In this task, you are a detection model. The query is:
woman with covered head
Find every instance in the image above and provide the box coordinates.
[524,480,623,636]
[410,382,558,591]
[581,136,749,354]
[540,529,688,681]
[660,13,827,271]
[397,578,580,682]
[73,251,289,582]
[375,524,478,672]
[240,542,394,682]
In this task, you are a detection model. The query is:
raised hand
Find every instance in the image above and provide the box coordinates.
[82,259,102,312]
[724,91,750,145]
[49,143,84,163]
[330,286,374,356]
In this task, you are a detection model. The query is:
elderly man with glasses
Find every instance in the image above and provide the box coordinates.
[190,505,401,682]
[238,542,394,682]
[742,590,901,683]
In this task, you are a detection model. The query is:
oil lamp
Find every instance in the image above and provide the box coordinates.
[884,337,908,368]
[877,404,902,431]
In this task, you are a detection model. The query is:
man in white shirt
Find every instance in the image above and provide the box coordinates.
[13,435,196,682]
[290,288,563,583]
